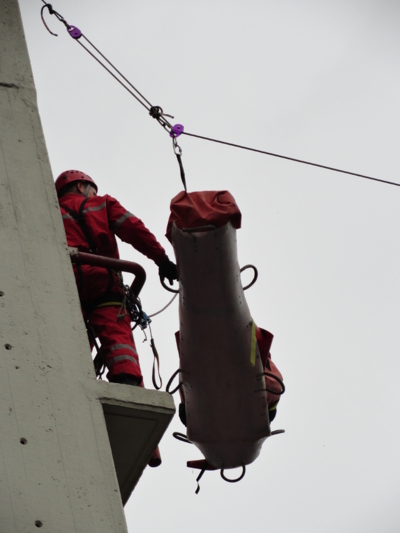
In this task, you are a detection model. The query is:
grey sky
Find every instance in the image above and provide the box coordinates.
[19,1,400,532]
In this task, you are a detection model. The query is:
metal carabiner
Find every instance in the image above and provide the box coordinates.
[172,135,183,156]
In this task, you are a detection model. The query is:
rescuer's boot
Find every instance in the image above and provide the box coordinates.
[148,446,162,468]
[109,373,141,386]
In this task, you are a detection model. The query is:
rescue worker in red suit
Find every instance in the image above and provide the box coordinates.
[55,170,177,388]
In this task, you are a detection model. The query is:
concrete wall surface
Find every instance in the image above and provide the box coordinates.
[0,1,175,531]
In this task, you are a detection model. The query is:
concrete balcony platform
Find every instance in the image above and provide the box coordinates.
[91,381,175,505]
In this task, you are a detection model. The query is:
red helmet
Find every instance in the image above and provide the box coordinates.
[55,170,98,197]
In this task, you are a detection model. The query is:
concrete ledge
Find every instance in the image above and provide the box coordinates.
[86,380,175,505]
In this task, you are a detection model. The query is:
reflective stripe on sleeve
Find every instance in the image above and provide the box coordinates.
[111,212,135,231]
[82,202,107,214]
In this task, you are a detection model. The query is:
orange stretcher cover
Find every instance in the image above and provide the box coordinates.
[166,190,242,240]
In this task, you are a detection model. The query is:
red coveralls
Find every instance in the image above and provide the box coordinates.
[255,326,284,418]
[59,192,168,383]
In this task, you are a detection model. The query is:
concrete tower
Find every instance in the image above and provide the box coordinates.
[0,1,175,531]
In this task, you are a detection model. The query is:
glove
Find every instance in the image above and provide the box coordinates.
[159,258,178,286]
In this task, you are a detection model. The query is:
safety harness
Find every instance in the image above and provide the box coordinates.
[61,196,122,304]
[61,196,98,253]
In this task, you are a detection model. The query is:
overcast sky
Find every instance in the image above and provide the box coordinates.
[19,1,400,532]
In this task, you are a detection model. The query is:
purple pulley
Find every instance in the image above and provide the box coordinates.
[170,124,184,138]
[68,26,82,39]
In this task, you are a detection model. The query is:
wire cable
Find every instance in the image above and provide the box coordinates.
[40,1,400,189]
[182,131,400,188]
[75,38,151,112]
[40,1,174,131]
[80,34,153,109]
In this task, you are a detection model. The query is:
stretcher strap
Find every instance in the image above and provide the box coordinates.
[175,153,187,192]
[195,467,207,495]
[150,328,162,390]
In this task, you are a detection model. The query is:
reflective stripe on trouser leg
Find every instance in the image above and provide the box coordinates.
[104,345,140,370]
[87,305,143,382]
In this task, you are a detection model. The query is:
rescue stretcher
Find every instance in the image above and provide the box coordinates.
[166,191,284,487]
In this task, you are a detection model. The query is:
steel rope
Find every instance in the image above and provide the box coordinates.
[40,1,400,189]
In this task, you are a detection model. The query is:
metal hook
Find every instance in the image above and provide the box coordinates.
[41,4,58,36]
[40,2,70,37]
